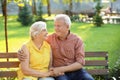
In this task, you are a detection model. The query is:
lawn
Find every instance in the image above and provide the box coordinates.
[0,16,120,72]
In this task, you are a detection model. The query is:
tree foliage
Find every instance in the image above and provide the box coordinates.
[93,1,103,27]
[17,2,33,26]
[35,1,45,21]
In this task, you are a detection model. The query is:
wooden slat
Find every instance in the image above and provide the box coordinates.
[0,62,20,68]
[0,52,17,54]
[85,52,108,57]
[0,71,17,77]
[0,52,109,78]
[85,60,108,66]
[0,53,17,58]
[87,69,109,75]
[0,52,108,58]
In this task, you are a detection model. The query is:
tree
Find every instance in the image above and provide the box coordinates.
[36,1,45,21]
[0,0,6,16]
[2,0,8,52]
[61,0,73,16]
[32,0,37,15]
[41,0,51,16]
[66,0,73,16]
[18,2,33,26]
[93,0,103,27]
[54,0,85,16]
[110,0,116,13]
[47,0,51,16]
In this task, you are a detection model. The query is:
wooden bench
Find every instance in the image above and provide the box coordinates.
[0,52,109,80]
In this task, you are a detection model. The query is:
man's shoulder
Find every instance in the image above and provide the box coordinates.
[48,33,56,38]
[70,33,82,41]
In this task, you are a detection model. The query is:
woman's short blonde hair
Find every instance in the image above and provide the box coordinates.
[30,21,46,39]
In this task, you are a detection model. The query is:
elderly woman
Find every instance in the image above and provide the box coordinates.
[17,21,54,80]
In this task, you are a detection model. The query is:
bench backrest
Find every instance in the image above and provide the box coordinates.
[0,52,109,78]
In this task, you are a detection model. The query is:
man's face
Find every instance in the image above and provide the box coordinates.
[54,20,69,37]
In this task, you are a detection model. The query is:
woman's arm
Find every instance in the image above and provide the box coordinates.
[20,45,50,77]
[49,49,53,68]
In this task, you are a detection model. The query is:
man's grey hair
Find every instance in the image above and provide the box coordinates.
[30,21,46,39]
[54,14,71,28]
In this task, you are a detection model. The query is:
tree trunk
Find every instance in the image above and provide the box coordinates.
[69,0,73,16]
[4,0,8,52]
[1,0,6,16]
[47,0,51,16]
[32,0,37,15]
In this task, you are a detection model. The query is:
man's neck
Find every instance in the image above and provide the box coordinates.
[58,30,70,40]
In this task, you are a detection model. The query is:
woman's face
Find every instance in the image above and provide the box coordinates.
[36,28,48,40]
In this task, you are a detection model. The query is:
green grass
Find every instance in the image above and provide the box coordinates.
[0,16,120,70]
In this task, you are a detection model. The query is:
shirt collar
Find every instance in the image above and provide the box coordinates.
[56,30,71,40]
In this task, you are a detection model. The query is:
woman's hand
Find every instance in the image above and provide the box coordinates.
[49,67,64,77]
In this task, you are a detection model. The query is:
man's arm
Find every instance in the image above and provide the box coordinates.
[17,48,27,61]
[61,62,83,72]
[52,62,83,73]
[51,37,85,76]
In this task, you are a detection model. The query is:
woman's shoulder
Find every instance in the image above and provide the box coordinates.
[44,41,50,46]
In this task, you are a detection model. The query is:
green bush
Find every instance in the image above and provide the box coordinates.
[110,56,120,80]
[93,75,105,80]
[93,1,103,27]
[93,13,103,27]
[70,15,80,22]
[17,3,33,26]
[35,1,45,21]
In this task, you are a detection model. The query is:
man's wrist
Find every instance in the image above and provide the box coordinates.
[60,66,68,73]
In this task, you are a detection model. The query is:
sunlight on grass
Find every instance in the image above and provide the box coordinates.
[0,14,2,17]
[0,38,29,52]
[78,24,93,29]
[9,37,30,51]
[43,14,55,20]
[8,17,16,21]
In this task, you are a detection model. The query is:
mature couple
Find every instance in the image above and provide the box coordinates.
[17,14,94,80]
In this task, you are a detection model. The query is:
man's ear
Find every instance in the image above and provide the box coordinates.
[67,25,70,30]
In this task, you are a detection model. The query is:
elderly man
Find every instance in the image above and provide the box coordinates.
[18,14,94,80]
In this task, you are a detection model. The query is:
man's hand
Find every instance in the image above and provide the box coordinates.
[49,67,64,77]
[17,49,26,61]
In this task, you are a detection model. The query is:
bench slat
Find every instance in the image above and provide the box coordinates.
[0,69,109,77]
[0,61,108,67]
[0,62,19,68]
[0,52,108,58]
[0,71,17,77]
[87,69,109,75]
[85,52,108,57]
[0,53,17,58]
[85,60,108,66]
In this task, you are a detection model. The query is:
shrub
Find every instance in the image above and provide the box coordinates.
[93,13,103,27]
[17,3,33,26]
[70,15,80,22]
[110,56,120,80]
[93,1,103,27]
[35,1,45,21]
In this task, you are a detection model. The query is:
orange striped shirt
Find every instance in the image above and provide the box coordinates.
[46,33,85,67]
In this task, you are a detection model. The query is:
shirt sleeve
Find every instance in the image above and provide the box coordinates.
[75,38,85,65]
